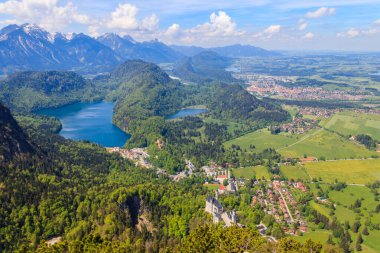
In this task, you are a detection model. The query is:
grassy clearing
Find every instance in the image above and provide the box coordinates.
[203,184,219,191]
[322,111,380,140]
[293,229,332,244]
[363,230,380,253]
[282,105,299,118]
[280,164,310,181]
[278,129,377,160]
[232,166,272,180]
[317,185,380,253]
[225,128,377,159]
[203,117,245,135]
[303,159,380,184]
[310,201,332,219]
[225,128,304,152]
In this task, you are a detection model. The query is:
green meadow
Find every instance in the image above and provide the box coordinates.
[225,128,377,159]
[322,111,380,140]
[280,164,310,181]
[303,159,380,184]
[232,166,272,180]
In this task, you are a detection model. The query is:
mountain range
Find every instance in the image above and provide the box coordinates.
[0,23,278,74]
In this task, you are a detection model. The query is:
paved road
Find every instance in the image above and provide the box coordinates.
[278,189,294,223]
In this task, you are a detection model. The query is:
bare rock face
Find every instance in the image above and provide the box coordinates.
[0,103,35,162]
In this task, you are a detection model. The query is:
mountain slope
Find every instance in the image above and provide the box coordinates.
[0,103,36,162]
[0,24,68,71]
[97,34,184,63]
[0,24,121,73]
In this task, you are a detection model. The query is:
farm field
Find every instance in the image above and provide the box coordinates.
[278,129,377,159]
[280,164,310,181]
[225,128,377,159]
[322,111,380,140]
[303,159,380,184]
[225,128,309,152]
[232,166,272,180]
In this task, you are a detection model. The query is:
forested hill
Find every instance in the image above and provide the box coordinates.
[0,103,37,162]
[109,60,183,140]
[208,83,289,123]
[110,59,172,86]
[0,71,99,112]
[173,51,236,83]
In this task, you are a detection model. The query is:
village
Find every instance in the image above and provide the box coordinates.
[202,161,311,239]
[252,180,308,235]
[239,74,373,101]
[272,117,320,134]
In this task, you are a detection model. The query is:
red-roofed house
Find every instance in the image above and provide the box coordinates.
[216,174,228,184]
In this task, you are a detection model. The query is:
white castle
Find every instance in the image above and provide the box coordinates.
[205,192,237,226]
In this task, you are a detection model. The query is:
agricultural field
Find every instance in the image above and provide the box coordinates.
[225,128,306,152]
[225,128,377,159]
[280,164,310,181]
[322,111,380,140]
[232,165,272,180]
[303,159,380,184]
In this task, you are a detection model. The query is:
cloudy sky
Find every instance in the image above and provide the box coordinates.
[0,0,380,51]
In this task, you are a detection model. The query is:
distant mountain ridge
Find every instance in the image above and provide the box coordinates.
[0,24,121,73]
[171,44,280,57]
[173,51,236,83]
[0,23,278,74]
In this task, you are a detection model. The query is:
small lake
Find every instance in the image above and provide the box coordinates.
[36,101,130,147]
[166,108,208,120]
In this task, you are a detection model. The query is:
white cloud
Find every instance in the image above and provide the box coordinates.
[189,11,242,37]
[88,25,99,37]
[264,25,281,34]
[141,14,159,31]
[165,23,180,37]
[337,28,360,38]
[106,3,139,30]
[0,0,90,31]
[298,19,308,30]
[346,28,360,37]
[362,28,378,35]
[375,19,380,25]
[305,7,336,19]
[104,3,159,34]
[304,32,314,39]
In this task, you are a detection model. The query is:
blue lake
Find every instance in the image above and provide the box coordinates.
[166,108,208,119]
[36,102,130,147]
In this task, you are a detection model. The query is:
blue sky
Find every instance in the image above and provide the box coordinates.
[1,0,380,50]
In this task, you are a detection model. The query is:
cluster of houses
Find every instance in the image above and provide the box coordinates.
[170,160,195,181]
[205,193,237,227]
[277,117,319,134]
[298,107,340,118]
[252,180,308,235]
[203,164,238,194]
[107,147,151,168]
